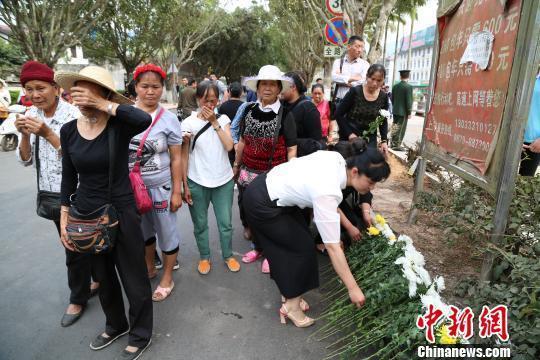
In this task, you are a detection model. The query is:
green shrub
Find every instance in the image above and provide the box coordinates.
[416,174,540,359]
[9,89,19,104]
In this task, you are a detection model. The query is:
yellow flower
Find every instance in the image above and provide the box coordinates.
[367,226,380,236]
[437,325,458,345]
[389,234,396,242]
[375,214,386,226]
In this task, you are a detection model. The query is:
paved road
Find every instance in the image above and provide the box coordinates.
[400,114,425,149]
[0,150,331,360]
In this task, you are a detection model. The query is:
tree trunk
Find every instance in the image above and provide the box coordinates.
[392,20,400,85]
[367,0,398,64]
[383,16,390,62]
[406,10,415,69]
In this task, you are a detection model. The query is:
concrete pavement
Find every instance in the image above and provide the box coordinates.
[0,151,331,360]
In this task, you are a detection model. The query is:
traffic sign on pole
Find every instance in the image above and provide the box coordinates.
[325,0,343,16]
[324,17,349,46]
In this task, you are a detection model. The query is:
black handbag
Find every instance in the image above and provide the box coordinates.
[66,125,119,254]
[35,135,61,221]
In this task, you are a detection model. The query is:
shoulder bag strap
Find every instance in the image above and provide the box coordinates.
[267,105,284,169]
[133,107,166,173]
[35,135,41,191]
[107,125,116,203]
[191,114,221,152]
[331,55,347,103]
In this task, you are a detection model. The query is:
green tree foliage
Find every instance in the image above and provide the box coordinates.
[85,0,224,80]
[269,0,325,84]
[0,0,107,67]
[84,0,176,78]
[192,6,286,82]
[0,39,26,78]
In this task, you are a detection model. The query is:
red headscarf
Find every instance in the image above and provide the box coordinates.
[20,61,55,87]
[133,64,167,81]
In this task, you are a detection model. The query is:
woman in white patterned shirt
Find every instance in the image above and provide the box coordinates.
[14,61,98,328]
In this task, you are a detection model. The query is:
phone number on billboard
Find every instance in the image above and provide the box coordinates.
[455,119,496,135]
[453,134,491,152]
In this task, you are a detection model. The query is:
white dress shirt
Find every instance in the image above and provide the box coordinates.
[256,98,281,114]
[266,151,347,244]
[332,56,370,99]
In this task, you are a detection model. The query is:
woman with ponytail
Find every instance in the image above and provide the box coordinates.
[243,139,390,328]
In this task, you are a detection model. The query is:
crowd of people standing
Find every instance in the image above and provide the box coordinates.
[13,32,537,360]
[11,34,396,359]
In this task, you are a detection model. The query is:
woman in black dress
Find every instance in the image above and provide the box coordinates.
[56,66,153,359]
[243,140,390,327]
[336,64,389,157]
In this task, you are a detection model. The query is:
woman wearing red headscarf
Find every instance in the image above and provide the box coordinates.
[128,64,183,302]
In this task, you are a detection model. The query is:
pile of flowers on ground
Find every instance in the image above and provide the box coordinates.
[314,214,465,359]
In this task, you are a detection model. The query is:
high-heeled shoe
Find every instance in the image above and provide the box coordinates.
[281,296,310,312]
[279,304,315,328]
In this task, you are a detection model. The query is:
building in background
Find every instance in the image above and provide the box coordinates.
[384,25,436,87]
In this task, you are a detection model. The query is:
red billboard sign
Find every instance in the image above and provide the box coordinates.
[424,0,522,174]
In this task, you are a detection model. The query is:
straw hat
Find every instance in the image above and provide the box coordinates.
[243,65,292,93]
[55,66,132,105]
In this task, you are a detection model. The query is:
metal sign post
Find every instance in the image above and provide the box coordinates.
[480,0,540,281]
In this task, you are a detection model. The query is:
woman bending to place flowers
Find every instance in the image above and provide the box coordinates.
[129,64,183,302]
[181,81,240,275]
[243,140,390,327]
[57,66,153,359]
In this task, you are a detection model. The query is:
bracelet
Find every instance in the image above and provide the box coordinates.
[107,103,114,115]
[233,162,240,167]
[213,125,221,131]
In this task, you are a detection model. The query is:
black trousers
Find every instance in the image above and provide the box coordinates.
[519,144,540,176]
[91,206,153,348]
[53,220,93,306]
[238,182,263,252]
[244,174,319,298]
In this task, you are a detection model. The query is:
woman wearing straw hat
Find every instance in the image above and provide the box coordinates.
[56,66,153,359]
[234,65,297,274]
[14,61,98,328]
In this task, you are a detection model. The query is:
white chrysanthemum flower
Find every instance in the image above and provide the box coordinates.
[408,280,418,297]
[420,292,450,316]
[379,109,391,119]
[415,266,432,286]
[398,234,413,246]
[434,276,446,292]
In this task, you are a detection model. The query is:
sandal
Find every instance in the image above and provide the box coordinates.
[281,296,310,312]
[152,282,174,302]
[242,250,262,264]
